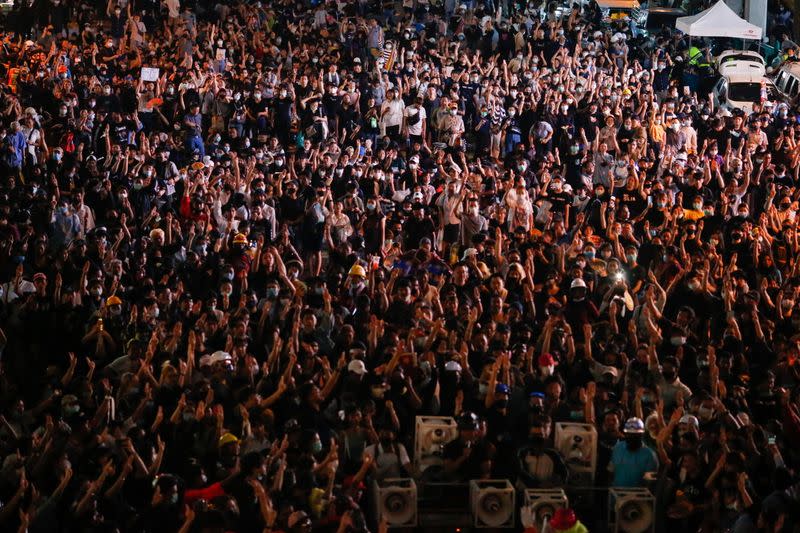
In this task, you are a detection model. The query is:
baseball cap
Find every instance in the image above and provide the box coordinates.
[623,417,646,434]
[679,414,699,429]
[570,278,587,289]
[461,248,478,261]
[444,360,462,372]
[209,351,232,364]
[347,359,367,375]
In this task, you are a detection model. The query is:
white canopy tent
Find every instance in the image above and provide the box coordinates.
[675,0,762,40]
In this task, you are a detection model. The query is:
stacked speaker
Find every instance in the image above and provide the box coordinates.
[609,488,655,533]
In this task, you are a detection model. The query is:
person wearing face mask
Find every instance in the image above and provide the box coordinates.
[442,412,491,482]
[564,279,599,332]
[652,356,693,411]
[665,452,707,528]
[457,195,488,246]
[2,121,26,174]
[502,106,524,156]
[516,414,568,488]
[142,474,184,533]
[273,84,295,145]
[182,102,205,157]
[609,417,658,487]
[363,423,412,481]
[380,88,405,140]
[540,175,571,218]
[103,293,124,326]
[403,96,427,145]
[322,83,342,139]
[50,198,82,249]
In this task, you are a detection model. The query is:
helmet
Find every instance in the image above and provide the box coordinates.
[232,233,248,245]
[210,351,232,365]
[218,432,239,447]
[549,508,577,531]
[457,411,479,430]
[106,295,122,306]
[570,277,587,289]
[348,263,366,278]
[623,417,646,434]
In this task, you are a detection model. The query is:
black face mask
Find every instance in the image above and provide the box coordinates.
[528,435,545,447]
[494,399,509,410]
[662,370,676,382]
[626,435,643,450]
[379,437,393,448]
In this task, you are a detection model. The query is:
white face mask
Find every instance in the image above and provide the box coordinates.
[541,365,555,376]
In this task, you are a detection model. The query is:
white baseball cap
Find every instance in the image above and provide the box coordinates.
[347,359,367,375]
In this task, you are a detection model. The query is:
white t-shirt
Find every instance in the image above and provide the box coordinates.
[381,98,406,128]
[404,105,427,136]
[165,0,180,18]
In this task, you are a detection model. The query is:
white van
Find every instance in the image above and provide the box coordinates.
[773,62,800,102]
[713,72,780,115]
[715,50,766,77]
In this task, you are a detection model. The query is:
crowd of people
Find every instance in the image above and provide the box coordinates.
[0,0,798,531]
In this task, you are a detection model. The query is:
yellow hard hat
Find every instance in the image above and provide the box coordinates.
[232,233,248,245]
[218,432,239,447]
[349,264,367,278]
[106,295,122,306]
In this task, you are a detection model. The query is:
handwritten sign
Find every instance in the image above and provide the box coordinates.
[140,67,160,82]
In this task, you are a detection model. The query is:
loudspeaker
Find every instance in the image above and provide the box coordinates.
[373,478,417,528]
[469,480,515,528]
[414,416,458,473]
[521,489,568,530]
[554,422,598,486]
[609,488,655,533]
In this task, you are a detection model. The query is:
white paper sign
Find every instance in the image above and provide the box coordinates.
[140,67,160,82]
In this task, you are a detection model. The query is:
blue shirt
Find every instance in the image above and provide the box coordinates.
[5,130,26,168]
[610,440,658,487]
